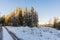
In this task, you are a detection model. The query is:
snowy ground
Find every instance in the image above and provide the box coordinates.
[3,26,60,40]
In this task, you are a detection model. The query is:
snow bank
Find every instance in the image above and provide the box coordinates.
[3,26,60,40]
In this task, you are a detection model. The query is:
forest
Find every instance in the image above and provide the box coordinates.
[0,7,38,27]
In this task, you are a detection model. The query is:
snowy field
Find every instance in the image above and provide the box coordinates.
[3,26,60,40]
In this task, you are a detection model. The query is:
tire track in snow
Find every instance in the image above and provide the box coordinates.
[4,27,22,40]
[0,27,2,40]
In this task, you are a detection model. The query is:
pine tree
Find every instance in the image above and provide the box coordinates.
[34,11,38,26]
[30,7,38,27]
[24,7,30,26]
[1,7,38,27]
[1,16,5,26]
[18,8,23,26]
[30,7,35,27]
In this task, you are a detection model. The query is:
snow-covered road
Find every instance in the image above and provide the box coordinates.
[0,27,2,40]
[3,26,60,40]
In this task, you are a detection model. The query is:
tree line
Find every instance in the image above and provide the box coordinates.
[0,7,38,27]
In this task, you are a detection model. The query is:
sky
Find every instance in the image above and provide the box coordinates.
[0,0,60,24]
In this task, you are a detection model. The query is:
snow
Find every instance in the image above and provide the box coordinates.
[3,26,60,40]
[3,27,13,40]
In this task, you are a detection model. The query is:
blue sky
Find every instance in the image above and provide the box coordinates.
[0,0,60,24]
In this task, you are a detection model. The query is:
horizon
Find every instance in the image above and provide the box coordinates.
[0,0,60,24]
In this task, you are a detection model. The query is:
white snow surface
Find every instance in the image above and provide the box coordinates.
[3,26,60,40]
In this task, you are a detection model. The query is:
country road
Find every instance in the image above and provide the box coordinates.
[3,27,22,40]
[0,27,2,40]
[4,27,21,40]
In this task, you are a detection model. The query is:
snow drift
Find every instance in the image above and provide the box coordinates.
[3,26,60,40]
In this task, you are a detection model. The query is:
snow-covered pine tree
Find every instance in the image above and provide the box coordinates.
[23,7,30,26]
[30,7,38,27]
[34,11,38,27]
[30,7,35,27]
[17,8,23,26]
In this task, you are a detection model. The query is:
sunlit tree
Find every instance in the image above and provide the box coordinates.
[53,17,59,28]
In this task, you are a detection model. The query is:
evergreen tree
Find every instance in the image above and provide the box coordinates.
[18,8,23,26]
[34,11,38,26]
[30,7,38,27]
[24,7,29,26]
[0,7,38,27]
[1,16,5,26]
